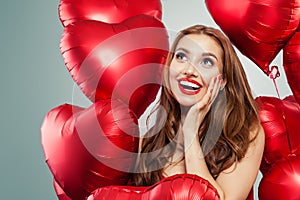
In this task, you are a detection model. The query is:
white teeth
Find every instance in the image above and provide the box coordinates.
[179,80,200,89]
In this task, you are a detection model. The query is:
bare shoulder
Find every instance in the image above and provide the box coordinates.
[249,124,265,153]
[216,124,265,199]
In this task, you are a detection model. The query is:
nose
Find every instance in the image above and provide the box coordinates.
[182,62,198,77]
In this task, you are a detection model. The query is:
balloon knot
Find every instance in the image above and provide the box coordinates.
[268,65,280,80]
[267,66,281,98]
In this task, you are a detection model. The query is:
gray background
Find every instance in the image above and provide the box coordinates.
[0,0,292,199]
[1,0,72,199]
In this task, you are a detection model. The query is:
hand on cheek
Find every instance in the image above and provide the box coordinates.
[196,74,223,110]
[182,74,224,133]
[211,74,224,101]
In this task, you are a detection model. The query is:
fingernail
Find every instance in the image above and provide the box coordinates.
[218,74,223,80]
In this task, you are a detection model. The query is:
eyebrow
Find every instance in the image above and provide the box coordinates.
[175,47,190,54]
[202,52,219,61]
[175,48,219,61]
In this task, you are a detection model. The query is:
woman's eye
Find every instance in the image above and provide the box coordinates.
[201,58,214,67]
[175,52,188,63]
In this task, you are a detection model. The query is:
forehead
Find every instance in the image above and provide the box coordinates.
[176,34,222,58]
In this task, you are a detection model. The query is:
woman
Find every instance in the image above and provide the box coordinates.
[131,25,265,200]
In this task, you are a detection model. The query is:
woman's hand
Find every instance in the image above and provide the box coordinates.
[182,74,224,135]
[181,74,226,200]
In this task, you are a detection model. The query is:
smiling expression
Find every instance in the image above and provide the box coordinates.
[168,34,224,107]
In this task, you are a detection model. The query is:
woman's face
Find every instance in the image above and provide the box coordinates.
[168,33,224,107]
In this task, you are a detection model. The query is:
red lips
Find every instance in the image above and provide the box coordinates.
[178,78,202,95]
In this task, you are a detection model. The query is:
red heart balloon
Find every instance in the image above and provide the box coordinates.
[255,95,300,173]
[205,0,300,75]
[59,0,162,27]
[258,155,300,200]
[54,179,71,200]
[89,174,220,200]
[283,25,300,105]
[41,99,139,200]
[60,15,168,118]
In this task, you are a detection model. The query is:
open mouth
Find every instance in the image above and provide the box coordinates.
[178,78,202,95]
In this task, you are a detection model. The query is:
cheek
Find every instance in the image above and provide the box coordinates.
[199,67,220,85]
[169,61,182,78]
[169,59,180,72]
[168,66,177,80]
[168,65,178,88]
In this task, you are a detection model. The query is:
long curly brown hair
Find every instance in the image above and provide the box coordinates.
[130,24,260,186]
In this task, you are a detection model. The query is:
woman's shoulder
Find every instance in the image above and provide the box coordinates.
[240,123,265,167]
[249,123,265,146]
[216,124,265,199]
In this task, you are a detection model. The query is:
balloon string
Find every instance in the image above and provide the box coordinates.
[272,79,281,99]
[268,66,281,99]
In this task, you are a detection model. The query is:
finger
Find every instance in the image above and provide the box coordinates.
[195,78,215,110]
[210,74,223,102]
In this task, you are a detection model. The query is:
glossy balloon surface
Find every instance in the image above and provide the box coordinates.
[41,99,139,199]
[259,155,300,200]
[59,0,162,26]
[205,0,300,75]
[89,174,220,200]
[255,96,300,173]
[283,25,300,105]
[60,15,169,117]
